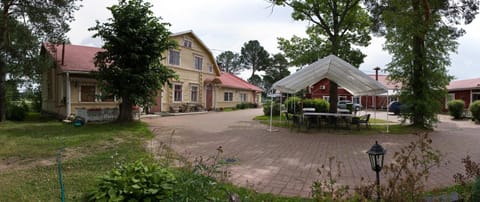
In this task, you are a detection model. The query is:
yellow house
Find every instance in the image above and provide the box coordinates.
[41,30,262,120]
[151,30,262,112]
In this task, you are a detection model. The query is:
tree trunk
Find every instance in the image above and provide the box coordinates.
[329,81,338,113]
[0,6,9,122]
[117,96,133,122]
[0,59,5,122]
[411,0,427,128]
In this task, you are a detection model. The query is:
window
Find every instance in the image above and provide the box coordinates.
[445,93,455,108]
[169,50,180,66]
[208,64,213,73]
[473,93,480,101]
[183,39,192,48]
[240,93,247,102]
[338,95,347,101]
[81,85,96,102]
[323,96,330,102]
[194,55,203,70]
[174,84,182,102]
[224,92,233,102]
[190,85,198,102]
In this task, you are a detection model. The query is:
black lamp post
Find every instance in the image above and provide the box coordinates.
[367,141,386,202]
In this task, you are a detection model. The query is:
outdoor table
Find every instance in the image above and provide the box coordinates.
[302,108,316,112]
[303,112,355,129]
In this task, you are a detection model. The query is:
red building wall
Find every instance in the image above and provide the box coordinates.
[309,78,390,109]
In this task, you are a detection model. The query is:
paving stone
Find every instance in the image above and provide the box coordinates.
[144,109,480,198]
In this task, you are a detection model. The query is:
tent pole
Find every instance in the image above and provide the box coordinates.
[374,94,377,121]
[387,91,390,133]
[268,90,273,132]
[279,92,282,123]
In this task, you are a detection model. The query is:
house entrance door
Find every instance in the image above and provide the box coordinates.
[206,84,213,110]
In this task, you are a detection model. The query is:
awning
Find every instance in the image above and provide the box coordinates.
[272,55,388,95]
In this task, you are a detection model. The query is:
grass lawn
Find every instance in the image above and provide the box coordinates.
[0,113,310,201]
[253,115,427,135]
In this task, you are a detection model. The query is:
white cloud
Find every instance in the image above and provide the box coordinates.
[67,0,480,80]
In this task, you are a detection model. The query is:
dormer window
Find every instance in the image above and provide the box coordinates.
[183,38,192,48]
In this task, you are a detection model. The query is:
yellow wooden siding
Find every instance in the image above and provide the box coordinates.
[215,87,258,108]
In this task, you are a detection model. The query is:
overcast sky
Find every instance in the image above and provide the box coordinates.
[67,0,480,80]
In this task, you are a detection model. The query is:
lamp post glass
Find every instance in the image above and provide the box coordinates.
[367,141,386,171]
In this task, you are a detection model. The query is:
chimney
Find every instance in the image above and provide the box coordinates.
[61,42,65,65]
[373,66,381,81]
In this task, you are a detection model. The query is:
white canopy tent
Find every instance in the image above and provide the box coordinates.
[272,55,391,132]
[273,55,387,96]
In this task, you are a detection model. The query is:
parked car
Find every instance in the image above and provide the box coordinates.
[338,101,362,111]
[388,101,404,115]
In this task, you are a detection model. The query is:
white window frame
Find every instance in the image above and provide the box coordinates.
[323,96,330,102]
[445,93,455,108]
[168,49,180,66]
[224,92,233,102]
[194,55,203,70]
[173,84,183,102]
[190,85,198,102]
[338,95,347,101]
[240,93,247,102]
[183,38,192,48]
[208,64,213,73]
[472,92,480,102]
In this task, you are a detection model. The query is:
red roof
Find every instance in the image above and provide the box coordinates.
[218,72,263,92]
[448,77,480,90]
[44,43,102,72]
[368,74,401,90]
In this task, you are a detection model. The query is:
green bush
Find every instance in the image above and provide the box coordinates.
[471,176,480,202]
[6,102,28,121]
[284,96,302,114]
[88,161,177,201]
[470,100,480,122]
[447,99,465,119]
[313,98,329,112]
[236,102,258,109]
[263,100,281,116]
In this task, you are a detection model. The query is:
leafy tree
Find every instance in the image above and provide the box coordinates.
[240,40,270,79]
[248,74,263,90]
[365,0,479,128]
[274,0,371,112]
[0,0,80,122]
[216,50,242,74]
[90,0,177,122]
[263,53,290,91]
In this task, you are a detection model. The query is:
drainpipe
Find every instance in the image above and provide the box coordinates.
[65,72,71,118]
[61,42,65,65]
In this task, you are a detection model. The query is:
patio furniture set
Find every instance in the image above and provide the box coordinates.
[285,107,371,131]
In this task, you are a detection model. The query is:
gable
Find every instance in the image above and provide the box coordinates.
[170,31,221,76]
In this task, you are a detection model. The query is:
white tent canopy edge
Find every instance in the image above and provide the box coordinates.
[272,55,388,96]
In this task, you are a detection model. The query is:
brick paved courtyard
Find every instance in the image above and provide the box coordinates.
[143,109,480,197]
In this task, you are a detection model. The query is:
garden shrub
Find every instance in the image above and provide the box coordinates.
[88,161,177,201]
[313,98,329,112]
[472,176,480,202]
[470,100,480,122]
[6,102,28,121]
[447,99,465,119]
[236,102,257,109]
[284,96,302,114]
[263,100,281,116]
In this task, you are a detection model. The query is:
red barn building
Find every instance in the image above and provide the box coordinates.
[444,77,480,111]
[308,75,401,109]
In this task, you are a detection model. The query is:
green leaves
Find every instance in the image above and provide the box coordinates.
[89,160,177,201]
[90,0,177,121]
[366,0,479,128]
